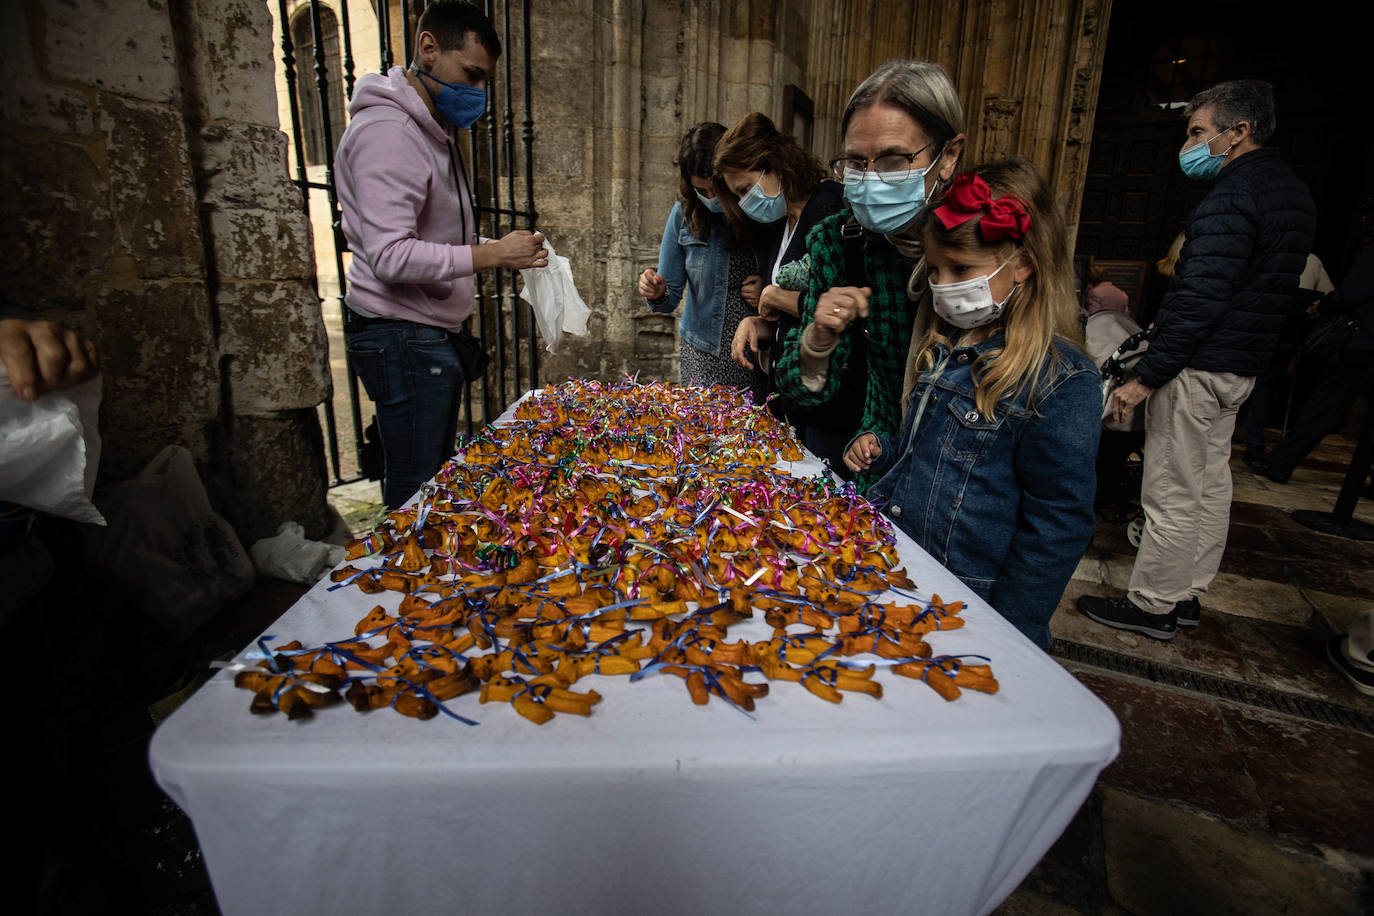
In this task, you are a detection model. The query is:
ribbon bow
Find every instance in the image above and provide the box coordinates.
[933,173,1031,242]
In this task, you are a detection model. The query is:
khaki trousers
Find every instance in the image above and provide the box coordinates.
[1128,368,1255,615]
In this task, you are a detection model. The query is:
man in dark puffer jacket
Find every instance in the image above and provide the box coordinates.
[1079,80,1316,640]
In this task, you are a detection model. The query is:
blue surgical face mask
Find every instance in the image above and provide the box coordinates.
[738,172,787,223]
[417,68,486,130]
[843,162,938,235]
[1178,127,1233,180]
[695,188,724,213]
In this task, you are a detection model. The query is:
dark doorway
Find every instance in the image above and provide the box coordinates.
[1079,1,1372,316]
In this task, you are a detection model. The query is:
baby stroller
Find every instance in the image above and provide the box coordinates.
[1085,310,1150,543]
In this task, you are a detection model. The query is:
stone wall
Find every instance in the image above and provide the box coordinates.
[531,0,1112,387]
[256,0,1111,418]
[0,0,332,541]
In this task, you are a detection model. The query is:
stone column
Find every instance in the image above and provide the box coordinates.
[178,0,333,540]
[0,0,332,542]
[0,0,221,477]
[915,0,1112,240]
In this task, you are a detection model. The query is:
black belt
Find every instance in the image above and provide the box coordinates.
[343,308,407,333]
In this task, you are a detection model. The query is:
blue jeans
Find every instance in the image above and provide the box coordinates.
[346,319,465,509]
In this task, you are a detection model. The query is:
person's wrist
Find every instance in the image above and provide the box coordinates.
[803,322,838,353]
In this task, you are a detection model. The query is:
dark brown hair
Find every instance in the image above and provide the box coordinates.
[678,122,726,240]
[712,113,827,219]
[416,1,501,58]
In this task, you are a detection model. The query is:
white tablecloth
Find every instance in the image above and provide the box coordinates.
[151,409,1118,916]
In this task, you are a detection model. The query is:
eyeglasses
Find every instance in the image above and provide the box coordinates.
[829,140,940,186]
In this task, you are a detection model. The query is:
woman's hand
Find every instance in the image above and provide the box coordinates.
[809,286,871,348]
[731,316,773,370]
[639,267,667,300]
[758,284,799,320]
[741,275,763,309]
[844,432,881,473]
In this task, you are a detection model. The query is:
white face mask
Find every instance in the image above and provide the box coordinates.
[928,258,1017,329]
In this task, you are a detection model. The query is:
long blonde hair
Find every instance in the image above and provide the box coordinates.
[913,158,1083,419]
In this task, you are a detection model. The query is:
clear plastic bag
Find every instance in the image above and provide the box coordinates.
[519,238,590,354]
[0,369,104,524]
[86,445,255,636]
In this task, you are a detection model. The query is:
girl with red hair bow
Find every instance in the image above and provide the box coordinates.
[844,159,1102,649]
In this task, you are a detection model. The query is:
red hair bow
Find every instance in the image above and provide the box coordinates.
[933,173,1031,242]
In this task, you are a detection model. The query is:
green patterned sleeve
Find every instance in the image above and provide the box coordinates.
[773,215,854,407]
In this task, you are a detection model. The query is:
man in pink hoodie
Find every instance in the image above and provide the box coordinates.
[338,0,547,508]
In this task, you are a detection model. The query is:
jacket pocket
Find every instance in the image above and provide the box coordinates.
[679,230,708,272]
[938,396,1006,461]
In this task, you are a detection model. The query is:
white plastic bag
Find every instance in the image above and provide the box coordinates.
[1085,310,1149,433]
[0,368,104,524]
[250,521,346,585]
[87,445,255,636]
[519,238,590,354]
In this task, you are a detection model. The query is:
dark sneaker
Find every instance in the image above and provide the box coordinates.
[1175,597,1201,629]
[1327,635,1374,697]
[1244,453,1292,484]
[1077,594,1177,641]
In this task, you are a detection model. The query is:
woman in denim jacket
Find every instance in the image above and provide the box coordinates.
[640,123,761,389]
[845,161,1101,648]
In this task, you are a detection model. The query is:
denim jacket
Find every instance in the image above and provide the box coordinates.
[866,334,1102,648]
[647,201,732,356]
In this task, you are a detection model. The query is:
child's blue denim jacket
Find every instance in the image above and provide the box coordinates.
[866,333,1101,648]
[647,201,732,356]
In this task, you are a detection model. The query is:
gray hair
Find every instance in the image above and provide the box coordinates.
[1185,79,1276,146]
[840,60,965,145]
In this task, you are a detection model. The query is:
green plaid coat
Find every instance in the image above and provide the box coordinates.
[774,210,922,443]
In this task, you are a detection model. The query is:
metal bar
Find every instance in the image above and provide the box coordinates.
[377,0,392,70]
[501,0,521,397]
[400,0,414,65]
[309,0,365,473]
[484,0,507,416]
[338,0,356,99]
[521,0,538,392]
[466,129,492,429]
[277,0,312,220]
[280,0,346,484]
[1051,639,1374,734]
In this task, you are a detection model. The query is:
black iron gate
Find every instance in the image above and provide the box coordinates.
[275,0,539,486]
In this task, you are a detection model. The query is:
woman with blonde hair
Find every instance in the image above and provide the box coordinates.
[844,159,1101,648]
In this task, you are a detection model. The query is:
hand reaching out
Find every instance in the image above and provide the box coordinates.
[639,268,667,300]
[741,275,763,310]
[810,286,871,348]
[844,432,881,473]
[730,316,773,370]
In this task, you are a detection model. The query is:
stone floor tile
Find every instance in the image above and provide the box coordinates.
[1211,616,1374,711]
[1303,589,1374,645]
[1218,704,1374,858]
[1255,514,1374,569]
[1195,571,1311,626]
[993,889,1095,915]
[1053,582,1250,682]
[1293,559,1374,602]
[1069,670,1265,823]
[1015,791,1105,911]
[1218,522,1280,555]
[1100,787,1365,916]
[1230,473,1374,524]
